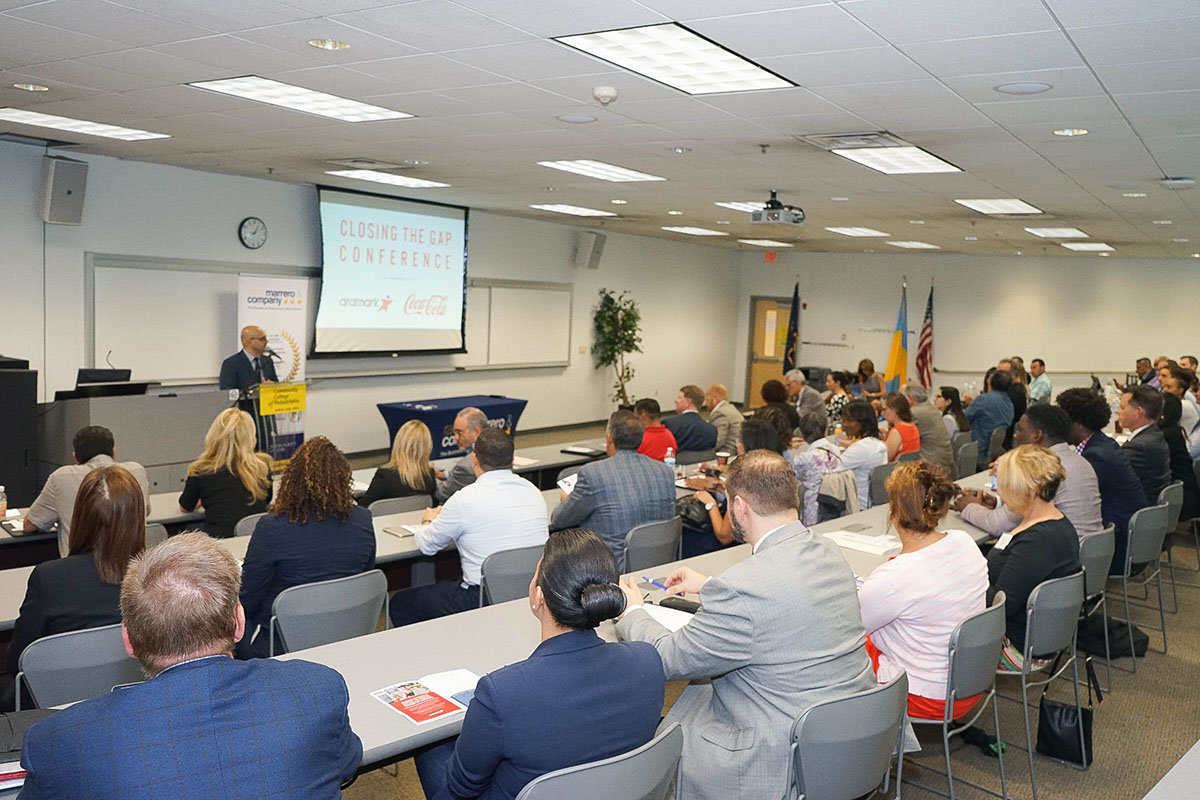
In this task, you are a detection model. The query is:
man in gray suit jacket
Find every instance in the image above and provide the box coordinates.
[705,383,745,454]
[902,382,955,473]
[1117,386,1171,504]
[550,410,676,567]
[785,369,829,434]
[616,450,875,800]
[435,407,487,503]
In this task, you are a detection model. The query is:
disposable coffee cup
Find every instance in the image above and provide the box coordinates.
[715,451,731,465]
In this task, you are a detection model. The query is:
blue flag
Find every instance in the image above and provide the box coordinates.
[782,282,799,374]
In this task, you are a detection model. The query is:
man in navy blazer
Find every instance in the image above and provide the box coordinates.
[1117,386,1171,506]
[18,532,361,800]
[219,325,279,393]
[662,384,718,453]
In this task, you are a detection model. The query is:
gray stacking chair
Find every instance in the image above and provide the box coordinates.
[514,722,683,800]
[624,517,682,573]
[16,623,144,711]
[268,569,388,657]
[1079,525,1116,690]
[1113,503,1171,671]
[908,593,1007,800]
[986,427,1007,463]
[951,430,973,457]
[234,511,268,537]
[896,450,921,463]
[1155,482,1184,613]
[368,495,429,517]
[675,448,715,465]
[144,522,168,548]
[955,442,979,482]
[997,571,1087,800]
[480,543,545,606]
[868,462,898,507]
[789,672,908,800]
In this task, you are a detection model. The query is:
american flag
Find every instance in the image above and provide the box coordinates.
[915,284,934,387]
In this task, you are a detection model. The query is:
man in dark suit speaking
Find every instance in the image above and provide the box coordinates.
[17,532,362,799]
[219,325,278,393]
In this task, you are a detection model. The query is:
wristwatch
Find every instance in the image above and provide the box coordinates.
[704,501,716,511]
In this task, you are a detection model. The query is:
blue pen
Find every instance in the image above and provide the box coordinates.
[642,576,671,592]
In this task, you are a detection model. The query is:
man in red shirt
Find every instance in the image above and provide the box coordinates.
[634,398,677,461]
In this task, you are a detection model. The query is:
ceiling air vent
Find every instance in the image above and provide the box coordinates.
[326,157,407,170]
[795,131,912,151]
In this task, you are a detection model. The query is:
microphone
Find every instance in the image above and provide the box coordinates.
[105,350,116,369]
[264,348,282,361]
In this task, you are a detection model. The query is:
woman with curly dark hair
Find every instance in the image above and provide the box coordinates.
[236,436,375,658]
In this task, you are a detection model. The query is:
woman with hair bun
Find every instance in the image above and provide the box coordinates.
[416,529,666,800]
[858,461,988,720]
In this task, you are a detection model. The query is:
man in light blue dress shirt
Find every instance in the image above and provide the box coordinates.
[1028,358,1053,403]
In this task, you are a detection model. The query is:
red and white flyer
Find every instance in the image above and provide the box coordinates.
[371,669,480,725]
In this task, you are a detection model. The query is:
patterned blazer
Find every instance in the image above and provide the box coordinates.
[19,656,361,800]
[549,449,676,568]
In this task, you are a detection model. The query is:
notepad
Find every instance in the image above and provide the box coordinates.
[0,761,26,790]
[383,526,418,538]
[557,473,578,494]
[511,455,538,467]
[822,530,901,557]
[372,669,481,724]
[642,604,695,632]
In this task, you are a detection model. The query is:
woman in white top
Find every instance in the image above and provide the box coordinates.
[859,461,988,720]
[838,400,888,509]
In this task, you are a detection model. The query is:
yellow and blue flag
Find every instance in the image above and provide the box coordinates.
[883,284,907,393]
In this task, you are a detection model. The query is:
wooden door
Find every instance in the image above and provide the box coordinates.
[745,296,792,408]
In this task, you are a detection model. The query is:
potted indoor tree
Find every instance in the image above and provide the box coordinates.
[592,288,642,408]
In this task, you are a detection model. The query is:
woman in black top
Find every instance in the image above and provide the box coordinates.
[8,466,145,676]
[1160,394,1200,521]
[987,444,1081,670]
[359,420,438,508]
[179,408,272,538]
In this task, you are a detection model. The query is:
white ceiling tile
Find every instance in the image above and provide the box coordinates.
[113,0,317,33]
[350,54,507,92]
[943,67,1105,104]
[77,48,229,84]
[758,47,928,87]
[332,1,533,52]
[342,89,473,118]
[845,0,1056,45]
[858,103,996,132]
[699,87,843,118]
[641,0,829,21]
[605,97,737,125]
[1047,0,1200,27]
[136,84,252,113]
[266,65,408,99]
[437,82,574,112]
[0,43,46,69]
[15,59,166,93]
[1069,17,1200,66]
[655,117,776,141]
[277,0,420,13]
[900,31,1083,78]
[235,19,420,64]
[686,6,886,59]
[975,95,1125,126]
[445,41,611,83]
[528,72,680,106]
[751,110,876,135]
[8,0,213,47]
[1094,59,1200,95]
[0,15,126,60]
[151,35,327,74]
[813,78,964,111]
[451,0,667,38]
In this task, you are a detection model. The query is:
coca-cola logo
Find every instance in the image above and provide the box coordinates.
[404,293,448,316]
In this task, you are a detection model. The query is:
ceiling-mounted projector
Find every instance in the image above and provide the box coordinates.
[750,189,805,226]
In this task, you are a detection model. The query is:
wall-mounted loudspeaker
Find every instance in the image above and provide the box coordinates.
[40,156,89,225]
[574,231,606,270]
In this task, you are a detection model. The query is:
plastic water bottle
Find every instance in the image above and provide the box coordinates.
[0,486,7,517]
[664,448,676,477]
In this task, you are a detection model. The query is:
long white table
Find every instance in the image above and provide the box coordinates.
[1143,738,1200,799]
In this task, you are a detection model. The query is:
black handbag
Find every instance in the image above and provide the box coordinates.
[675,495,712,532]
[1035,656,1102,768]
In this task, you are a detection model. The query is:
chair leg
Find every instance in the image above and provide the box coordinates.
[1123,576,1138,673]
[941,720,956,800]
[1021,672,1038,800]
[1100,594,1113,692]
[994,694,1008,800]
[1164,547,1179,613]
[1157,569,1169,654]
[893,718,904,800]
[1072,654,1088,770]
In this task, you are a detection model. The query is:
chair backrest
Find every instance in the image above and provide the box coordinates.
[791,672,908,800]
[1158,481,1183,532]
[951,430,973,455]
[624,517,682,573]
[1079,525,1116,597]
[234,511,268,537]
[675,448,715,465]
[987,426,1007,460]
[481,543,545,605]
[18,623,144,709]
[515,721,683,800]
[368,495,429,517]
[144,522,168,548]
[1024,571,1085,659]
[896,450,920,463]
[955,441,979,479]
[1126,503,1171,568]
[868,462,897,507]
[947,592,1006,701]
[270,569,387,656]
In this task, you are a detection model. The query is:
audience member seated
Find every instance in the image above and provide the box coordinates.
[18,532,361,799]
[550,411,675,568]
[902,383,954,473]
[851,358,884,400]
[1161,365,1200,459]
[692,418,789,543]
[935,386,971,439]
[633,398,677,461]
[1160,395,1200,522]
[954,405,1102,539]
[436,406,488,503]
[784,369,829,433]
[391,428,547,627]
[859,462,987,720]
[882,392,920,462]
[839,400,889,509]
[790,412,845,525]
[178,408,273,538]
[662,384,718,453]
[995,358,1027,449]
[414,529,665,800]
[359,419,437,508]
[1118,386,1171,505]
[964,369,1015,461]
[616,450,874,800]
[755,404,801,454]
[824,370,852,431]
[1028,358,1052,403]
[5,466,145,709]
[704,383,745,454]
[987,446,1081,671]
[237,436,375,658]
[23,424,150,556]
[759,378,800,431]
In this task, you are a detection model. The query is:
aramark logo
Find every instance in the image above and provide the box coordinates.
[339,297,379,308]
[378,295,393,312]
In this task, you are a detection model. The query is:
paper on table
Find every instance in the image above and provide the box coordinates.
[511,455,538,467]
[822,530,901,557]
[557,473,578,494]
[371,669,481,725]
[0,760,25,790]
[394,523,422,535]
[351,480,369,495]
[642,603,695,632]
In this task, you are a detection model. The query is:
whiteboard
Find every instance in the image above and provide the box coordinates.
[488,286,571,366]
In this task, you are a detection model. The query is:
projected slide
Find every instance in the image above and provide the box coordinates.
[314,189,467,354]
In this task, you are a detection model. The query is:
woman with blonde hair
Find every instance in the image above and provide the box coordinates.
[179,408,273,539]
[360,420,437,507]
[988,445,1080,671]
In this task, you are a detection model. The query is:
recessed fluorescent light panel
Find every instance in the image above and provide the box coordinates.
[554,23,793,95]
[714,201,765,212]
[1061,242,1114,251]
[826,226,890,237]
[831,146,960,175]
[955,198,1043,215]
[324,169,449,188]
[528,204,616,217]
[537,160,665,182]
[738,239,793,247]
[0,108,170,140]
[661,226,727,236]
[189,76,412,121]
[1024,227,1088,238]
[886,241,940,249]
